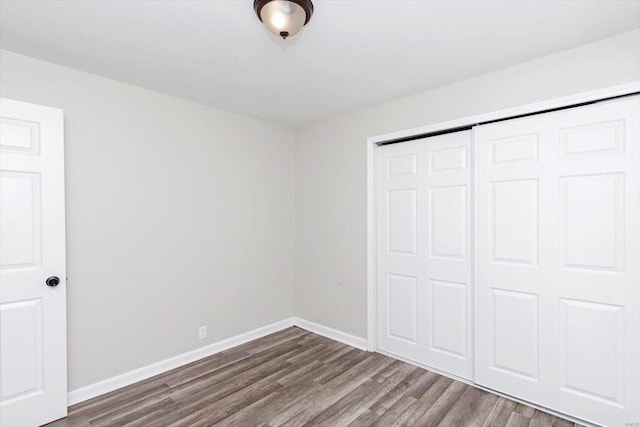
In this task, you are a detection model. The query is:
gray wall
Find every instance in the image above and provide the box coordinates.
[293,30,640,339]
[0,50,295,390]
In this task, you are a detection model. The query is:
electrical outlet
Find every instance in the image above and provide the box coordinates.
[198,325,207,340]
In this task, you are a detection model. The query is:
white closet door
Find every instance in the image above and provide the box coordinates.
[377,131,472,380]
[474,96,639,426]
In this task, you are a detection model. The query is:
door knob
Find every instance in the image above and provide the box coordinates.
[46,276,60,287]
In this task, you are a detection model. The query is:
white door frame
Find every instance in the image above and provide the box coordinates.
[365,81,640,353]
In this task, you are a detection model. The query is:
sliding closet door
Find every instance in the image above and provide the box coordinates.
[377,131,472,380]
[474,96,639,426]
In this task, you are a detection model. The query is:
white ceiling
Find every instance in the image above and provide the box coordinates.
[1,1,639,128]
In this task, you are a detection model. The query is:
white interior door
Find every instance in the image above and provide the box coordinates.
[474,96,639,426]
[377,131,473,380]
[0,98,67,426]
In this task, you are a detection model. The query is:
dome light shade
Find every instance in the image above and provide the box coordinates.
[254,0,314,39]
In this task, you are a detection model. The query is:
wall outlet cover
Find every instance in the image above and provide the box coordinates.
[198,325,207,340]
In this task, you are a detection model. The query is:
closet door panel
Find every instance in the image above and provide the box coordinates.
[377,140,426,363]
[475,121,547,401]
[475,96,639,426]
[423,133,472,379]
[377,131,472,380]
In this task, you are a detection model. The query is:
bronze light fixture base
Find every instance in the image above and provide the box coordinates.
[254,0,314,39]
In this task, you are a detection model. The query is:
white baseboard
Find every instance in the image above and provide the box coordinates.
[293,317,368,351]
[67,317,295,406]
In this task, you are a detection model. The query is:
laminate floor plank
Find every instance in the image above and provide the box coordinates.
[214,371,321,427]
[481,397,518,427]
[303,359,438,427]
[409,380,467,426]
[392,375,458,425]
[162,348,254,388]
[45,413,91,427]
[313,350,369,384]
[286,343,327,365]
[514,402,536,418]
[506,412,534,427]
[243,328,309,355]
[297,379,382,426]
[69,382,171,421]
[168,343,300,401]
[404,369,441,400]
[313,341,349,362]
[551,417,578,427]
[222,328,302,356]
[270,380,366,427]
[348,409,380,426]
[324,353,394,390]
[165,360,292,425]
[370,359,403,382]
[437,385,498,427]
[276,360,326,386]
[529,409,558,427]
[90,396,174,427]
[370,395,416,426]
[46,327,583,427]
[182,370,288,427]
[319,345,358,364]
[121,403,178,427]
[367,363,420,415]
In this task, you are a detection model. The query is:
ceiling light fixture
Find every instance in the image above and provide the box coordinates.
[254,0,314,40]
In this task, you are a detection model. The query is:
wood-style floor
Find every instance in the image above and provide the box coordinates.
[47,327,583,427]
